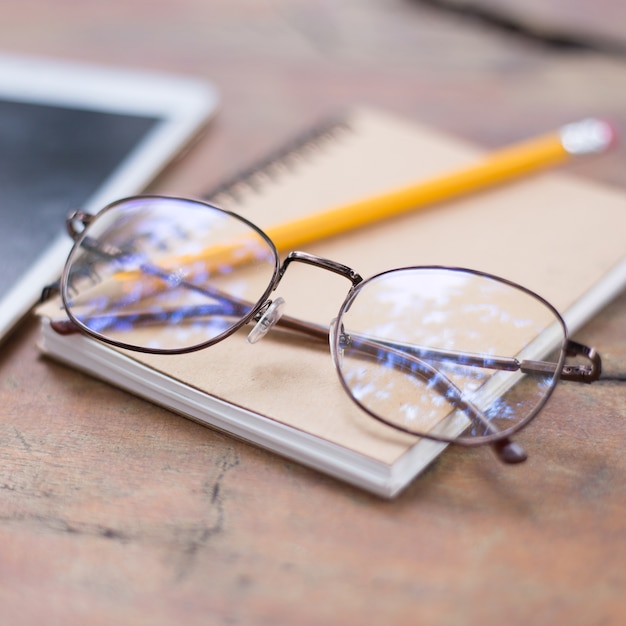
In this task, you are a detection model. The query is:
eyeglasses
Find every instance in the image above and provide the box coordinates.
[48,195,602,464]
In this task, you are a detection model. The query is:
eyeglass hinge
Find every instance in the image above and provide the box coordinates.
[560,341,602,383]
[66,210,94,241]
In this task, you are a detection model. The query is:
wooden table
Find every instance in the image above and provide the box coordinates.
[1,2,625,624]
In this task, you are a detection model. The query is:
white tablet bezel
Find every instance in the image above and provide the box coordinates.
[0,54,219,339]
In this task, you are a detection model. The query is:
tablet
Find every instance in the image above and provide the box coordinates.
[0,54,219,340]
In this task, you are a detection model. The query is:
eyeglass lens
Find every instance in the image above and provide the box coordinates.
[332,268,567,443]
[61,197,279,352]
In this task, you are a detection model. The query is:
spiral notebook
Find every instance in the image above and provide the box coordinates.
[37,107,626,497]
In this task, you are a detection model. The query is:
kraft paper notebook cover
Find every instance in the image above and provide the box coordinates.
[37,108,626,497]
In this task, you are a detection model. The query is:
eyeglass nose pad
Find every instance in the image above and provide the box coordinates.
[247,297,286,344]
[329,317,343,361]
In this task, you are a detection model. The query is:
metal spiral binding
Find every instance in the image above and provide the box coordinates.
[203,114,351,207]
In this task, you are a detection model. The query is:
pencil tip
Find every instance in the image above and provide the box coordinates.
[560,118,617,155]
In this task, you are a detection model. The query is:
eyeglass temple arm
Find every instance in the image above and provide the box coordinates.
[46,290,601,387]
[358,338,602,384]
[271,314,600,378]
[46,291,600,390]
[51,320,528,464]
[46,299,525,463]
[334,332,528,463]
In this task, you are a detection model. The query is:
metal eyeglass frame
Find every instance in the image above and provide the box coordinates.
[43,196,603,466]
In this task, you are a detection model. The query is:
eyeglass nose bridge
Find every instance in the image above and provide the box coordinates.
[279,251,363,285]
[246,252,362,345]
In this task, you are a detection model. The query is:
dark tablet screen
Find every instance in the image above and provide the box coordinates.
[0,99,159,296]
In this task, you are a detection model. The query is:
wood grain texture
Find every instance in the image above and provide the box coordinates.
[0,1,625,624]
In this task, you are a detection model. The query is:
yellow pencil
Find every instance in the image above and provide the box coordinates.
[113,118,616,284]
[262,118,615,253]
[74,117,616,336]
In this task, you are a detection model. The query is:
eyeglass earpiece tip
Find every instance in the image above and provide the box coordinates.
[492,438,528,464]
